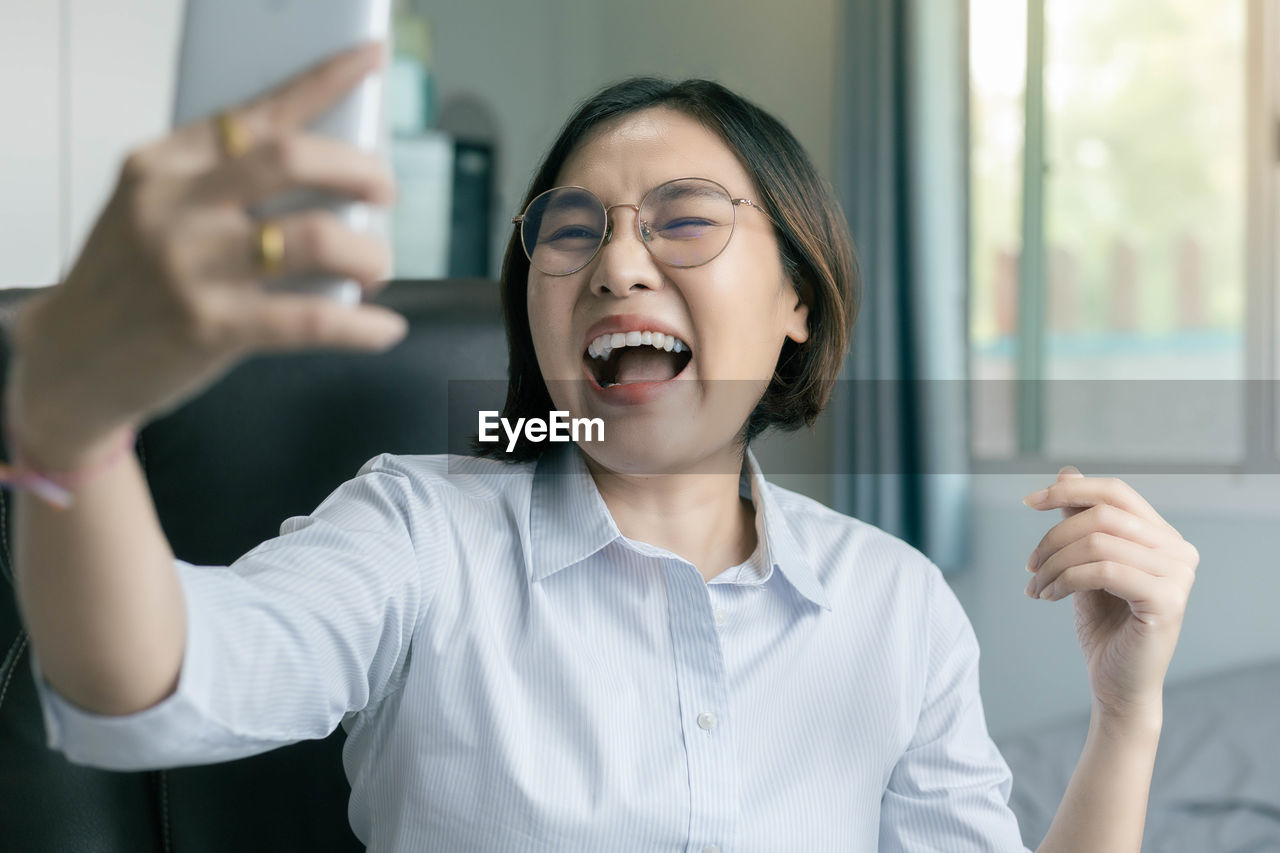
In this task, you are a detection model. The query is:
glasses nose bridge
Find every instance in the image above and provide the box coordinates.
[601,201,645,245]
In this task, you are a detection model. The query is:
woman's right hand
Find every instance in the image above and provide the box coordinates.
[7,41,406,471]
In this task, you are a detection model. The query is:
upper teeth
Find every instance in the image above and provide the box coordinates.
[587,330,688,360]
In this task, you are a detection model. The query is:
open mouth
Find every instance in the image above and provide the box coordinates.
[584,331,693,388]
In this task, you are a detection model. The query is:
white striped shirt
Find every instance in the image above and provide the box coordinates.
[31,441,1030,851]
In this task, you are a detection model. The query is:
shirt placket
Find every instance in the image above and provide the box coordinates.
[663,558,740,853]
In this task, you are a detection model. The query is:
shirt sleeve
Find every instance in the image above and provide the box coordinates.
[29,453,434,771]
[878,563,1034,852]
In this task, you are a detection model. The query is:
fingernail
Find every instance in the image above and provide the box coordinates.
[1022,488,1048,508]
[1058,465,1081,476]
[1025,554,1037,573]
[1025,579,1038,598]
[1039,584,1057,600]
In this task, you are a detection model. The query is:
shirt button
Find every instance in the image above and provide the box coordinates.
[697,711,718,731]
[702,846,722,853]
[713,608,727,627]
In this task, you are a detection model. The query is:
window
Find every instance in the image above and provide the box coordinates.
[968,0,1278,473]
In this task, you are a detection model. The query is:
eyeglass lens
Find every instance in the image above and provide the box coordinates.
[520,178,737,276]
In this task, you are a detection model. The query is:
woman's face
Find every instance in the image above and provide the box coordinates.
[526,107,810,475]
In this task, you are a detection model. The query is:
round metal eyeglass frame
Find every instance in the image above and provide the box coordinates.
[510,176,775,277]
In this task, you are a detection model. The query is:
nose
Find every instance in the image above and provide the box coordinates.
[589,203,663,298]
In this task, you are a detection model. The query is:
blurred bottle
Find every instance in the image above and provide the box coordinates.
[389,0,435,134]
[388,0,452,279]
[447,139,493,279]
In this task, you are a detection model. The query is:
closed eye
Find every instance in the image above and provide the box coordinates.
[548,226,602,241]
[655,218,717,238]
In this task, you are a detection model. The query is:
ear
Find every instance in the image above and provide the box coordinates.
[784,275,812,344]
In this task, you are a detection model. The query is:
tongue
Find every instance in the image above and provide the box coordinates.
[614,347,681,384]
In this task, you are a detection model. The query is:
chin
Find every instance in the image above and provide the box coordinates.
[574,416,750,477]
[540,371,766,471]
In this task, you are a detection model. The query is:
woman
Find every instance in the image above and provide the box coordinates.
[9,44,1198,851]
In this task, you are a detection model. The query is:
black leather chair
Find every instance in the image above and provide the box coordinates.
[0,279,508,852]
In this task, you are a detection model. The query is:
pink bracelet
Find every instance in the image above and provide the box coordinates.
[0,426,137,510]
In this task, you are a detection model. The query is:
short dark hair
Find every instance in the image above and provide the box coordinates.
[476,76,860,461]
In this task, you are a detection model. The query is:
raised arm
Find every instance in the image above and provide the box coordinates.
[1034,709,1161,852]
[10,42,403,719]
[1021,467,1199,852]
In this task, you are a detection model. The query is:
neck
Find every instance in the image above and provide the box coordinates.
[581,445,757,583]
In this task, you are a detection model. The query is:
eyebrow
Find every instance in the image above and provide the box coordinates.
[643,182,728,204]
[537,195,601,225]
[543,193,600,216]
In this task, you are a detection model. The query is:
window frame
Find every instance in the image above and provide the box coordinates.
[968,0,1280,511]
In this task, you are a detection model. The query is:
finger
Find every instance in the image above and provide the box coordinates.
[1027,532,1189,599]
[1035,562,1187,626]
[173,209,391,288]
[1023,474,1180,536]
[210,288,408,353]
[242,40,386,138]
[132,42,385,175]
[1026,501,1188,573]
[256,212,391,287]
[185,133,395,209]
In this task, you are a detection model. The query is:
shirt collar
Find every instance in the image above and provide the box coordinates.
[528,443,832,612]
[527,441,620,581]
[738,446,832,610]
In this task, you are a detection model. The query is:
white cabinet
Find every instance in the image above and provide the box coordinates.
[66,0,180,267]
[0,3,63,287]
[0,0,178,288]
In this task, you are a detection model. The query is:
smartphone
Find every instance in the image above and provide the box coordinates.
[173,0,392,304]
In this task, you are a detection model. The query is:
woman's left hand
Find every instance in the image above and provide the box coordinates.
[1022,466,1199,725]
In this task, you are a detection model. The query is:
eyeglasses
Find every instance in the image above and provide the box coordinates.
[511,176,773,277]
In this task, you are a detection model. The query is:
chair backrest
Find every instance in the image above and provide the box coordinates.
[0,279,508,852]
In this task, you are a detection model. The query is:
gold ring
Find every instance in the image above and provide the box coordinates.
[255,221,285,276]
[213,110,250,159]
